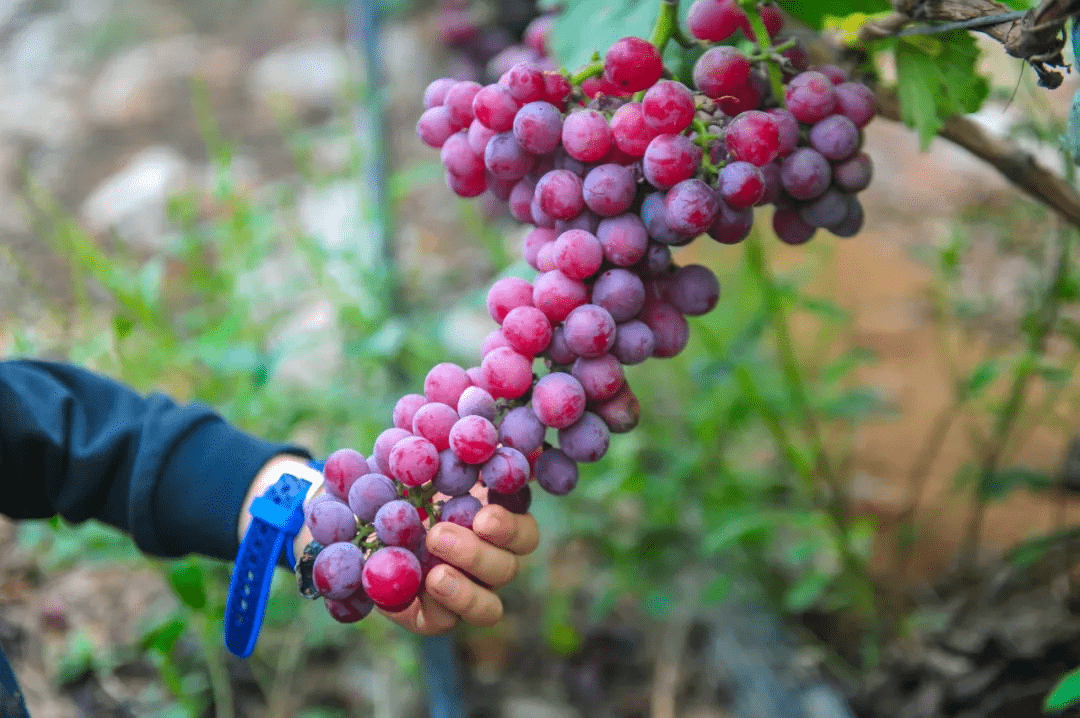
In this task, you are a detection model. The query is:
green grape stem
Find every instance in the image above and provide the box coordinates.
[736,0,787,108]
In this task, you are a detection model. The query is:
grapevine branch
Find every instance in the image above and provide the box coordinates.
[874,89,1080,228]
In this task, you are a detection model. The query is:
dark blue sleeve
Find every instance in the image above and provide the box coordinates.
[0,359,312,561]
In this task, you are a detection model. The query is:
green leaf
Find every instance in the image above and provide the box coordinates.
[959,359,1000,399]
[779,0,889,30]
[895,32,989,149]
[978,466,1055,501]
[701,574,733,604]
[141,616,186,655]
[702,512,774,554]
[52,629,96,686]
[784,571,831,613]
[113,314,135,340]
[1046,665,1080,713]
[550,0,660,74]
[169,559,207,610]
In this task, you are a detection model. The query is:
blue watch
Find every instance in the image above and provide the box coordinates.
[223,462,323,658]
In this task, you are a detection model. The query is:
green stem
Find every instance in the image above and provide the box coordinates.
[570,62,604,86]
[737,0,786,107]
[196,612,235,718]
[649,0,681,50]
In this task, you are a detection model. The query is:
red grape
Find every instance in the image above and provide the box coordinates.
[480,446,530,494]
[603,36,663,93]
[480,347,534,399]
[725,111,780,167]
[501,305,554,356]
[562,110,613,163]
[314,541,365,600]
[449,414,500,464]
[582,163,637,217]
[424,362,471,407]
[643,134,700,189]
[563,303,617,358]
[785,71,837,124]
[324,447,370,500]
[535,169,585,221]
[348,473,398,523]
[553,229,604,280]
[610,102,656,157]
[533,269,588,323]
[362,546,422,611]
[487,276,534,324]
[412,402,459,453]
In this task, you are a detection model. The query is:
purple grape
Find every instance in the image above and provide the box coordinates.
[485,132,536,181]
[832,152,872,193]
[640,192,687,245]
[556,210,601,234]
[834,81,876,128]
[664,179,719,236]
[348,473,398,523]
[590,268,646,322]
[480,446,530,494]
[612,320,656,365]
[640,302,689,358]
[808,114,860,162]
[513,101,563,155]
[487,484,532,514]
[780,148,831,200]
[718,161,765,209]
[457,385,497,421]
[439,495,484,528]
[571,353,624,402]
[557,412,611,463]
[324,586,375,623]
[534,169,586,221]
[432,448,480,497]
[785,71,836,124]
[535,448,579,495]
[596,213,648,266]
[828,196,864,237]
[707,200,753,245]
[667,264,720,316]
[773,206,817,245]
[498,406,546,455]
[374,500,426,551]
[546,324,578,365]
[313,541,365,600]
[640,241,672,276]
[582,163,637,217]
[800,188,852,229]
[563,304,617,358]
[594,383,640,433]
[307,498,358,545]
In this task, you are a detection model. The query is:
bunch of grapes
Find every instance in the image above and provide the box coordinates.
[300,0,877,622]
[436,0,559,83]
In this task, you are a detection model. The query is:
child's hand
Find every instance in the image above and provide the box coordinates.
[380,504,539,635]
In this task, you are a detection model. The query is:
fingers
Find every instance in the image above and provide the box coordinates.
[425,563,504,627]
[379,592,461,636]
[427,522,519,588]
[472,505,540,556]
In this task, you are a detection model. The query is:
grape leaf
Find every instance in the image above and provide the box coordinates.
[1046,665,1080,713]
[549,0,661,73]
[895,32,989,149]
[778,0,889,30]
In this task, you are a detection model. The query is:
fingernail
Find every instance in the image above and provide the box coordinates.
[432,569,458,597]
[435,530,458,554]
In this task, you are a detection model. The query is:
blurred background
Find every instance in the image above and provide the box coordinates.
[5,0,1080,716]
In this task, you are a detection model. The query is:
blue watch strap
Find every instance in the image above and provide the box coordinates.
[223,472,311,658]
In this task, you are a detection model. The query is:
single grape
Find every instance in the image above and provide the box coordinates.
[809,114,861,162]
[505,61,545,103]
[425,362,471,407]
[513,101,562,155]
[508,179,536,222]
[593,382,641,433]
[324,585,375,623]
[545,324,578,365]
[488,484,532,514]
[643,134,700,189]
[553,145,589,176]
[553,229,604,280]
[596,213,648,266]
[417,106,457,148]
[590,268,646,322]
[612,320,656,365]
[412,402,459,452]
[759,162,783,205]
[535,169,586,221]
[532,372,587,429]
[535,241,558,272]
[563,304,617,358]
[813,64,848,85]
[393,394,428,433]
[362,546,422,612]
[307,498,358,545]
[718,161,766,209]
[374,499,426,550]
[522,227,556,270]
[543,71,572,110]
[834,82,876,128]
[482,329,511,356]
[555,210,601,235]
[373,427,412,476]
[481,446,530,494]
[829,196,865,237]
[313,541,365,600]
[498,406,546,454]
[480,347,534,400]
[780,148,831,201]
[487,276,534,324]
[603,36,663,93]
[800,188,852,229]
[449,414,500,464]
[432,448,479,497]
[501,305,554,357]
[640,302,689,358]
[457,385,497,421]
[832,152,872,193]
[668,264,720,316]
[642,81,695,135]
[323,447,370,500]
[572,354,624,402]
[467,118,497,156]
[785,71,837,124]
[725,111,780,167]
[706,200,753,245]
[773,206,817,245]
[665,179,720,235]
[424,78,457,109]
[485,132,536,181]
[439,494,484,529]
[444,81,482,128]
[562,110,613,163]
[640,241,673,276]
[558,412,611,463]
[348,472,398,523]
[610,102,655,157]
[441,132,485,183]
[445,168,486,198]
[533,269,589,323]
[582,164,637,217]
[535,448,579,495]
[718,75,765,116]
[525,16,553,55]
[388,435,440,487]
[693,45,750,99]
[687,0,744,42]
[640,191,687,246]
[472,83,521,132]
